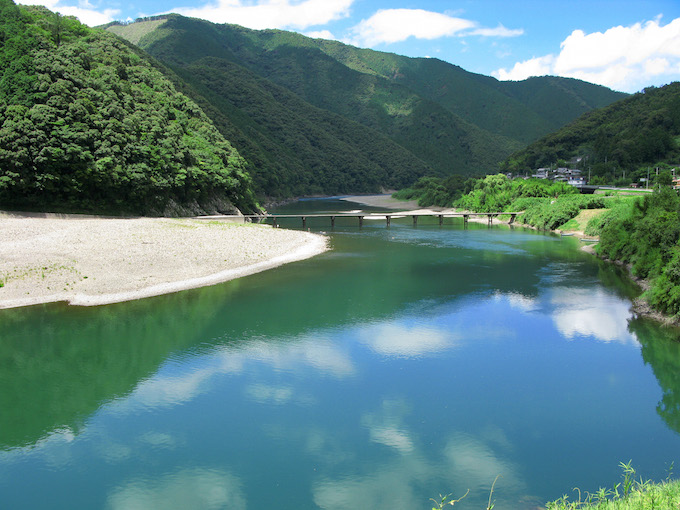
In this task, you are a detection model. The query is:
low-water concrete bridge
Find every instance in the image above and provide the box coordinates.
[225,211,521,228]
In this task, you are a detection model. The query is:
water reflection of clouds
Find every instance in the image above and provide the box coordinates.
[362,399,415,453]
[107,467,246,510]
[358,322,459,358]
[550,287,638,345]
[496,287,639,345]
[238,337,356,377]
[108,336,355,415]
[244,382,315,406]
[314,399,529,510]
[497,291,540,312]
[443,432,524,495]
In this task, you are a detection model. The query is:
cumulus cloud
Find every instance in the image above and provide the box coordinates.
[304,29,336,40]
[493,16,680,92]
[348,8,522,47]
[171,0,353,30]
[17,0,119,25]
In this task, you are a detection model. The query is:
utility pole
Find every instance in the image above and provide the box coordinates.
[647,167,650,189]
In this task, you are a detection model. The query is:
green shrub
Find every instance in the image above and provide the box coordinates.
[597,186,680,316]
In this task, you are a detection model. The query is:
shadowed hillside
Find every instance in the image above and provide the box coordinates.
[106,16,626,198]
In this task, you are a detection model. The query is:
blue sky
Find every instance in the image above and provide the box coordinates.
[19,0,680,93]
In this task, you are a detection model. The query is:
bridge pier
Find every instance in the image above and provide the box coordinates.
[359,216,364,228]
[302,216,306,229]
[386,215,391,227]
[412,215,418,226]
[509,213,516,224]
[463,215,469,228]
[438,215,443,226]
[331,216,335,228]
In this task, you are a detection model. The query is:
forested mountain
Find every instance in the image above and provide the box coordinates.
[502,82,680,183]
[0,0,258,215]
[107,15,626,197]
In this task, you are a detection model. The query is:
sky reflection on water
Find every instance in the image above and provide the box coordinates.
[1,213,679,510]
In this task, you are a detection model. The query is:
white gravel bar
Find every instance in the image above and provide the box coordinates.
[0,213,328,308]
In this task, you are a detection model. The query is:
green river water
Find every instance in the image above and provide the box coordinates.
[1,198,680,509]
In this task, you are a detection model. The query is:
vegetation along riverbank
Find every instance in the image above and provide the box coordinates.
[431,463,680,509]
[394,173,680,326]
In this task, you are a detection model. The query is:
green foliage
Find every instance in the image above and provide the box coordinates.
[597,186,680,317]
[545,463,680,510]
[108,16,625,196]
[584,197,638,236]
[454,174,578,214]
[518,195,607,230]
[503,82,680,184]
[392,174,472,207]
[429,490,469,509]
[0,1,259,215]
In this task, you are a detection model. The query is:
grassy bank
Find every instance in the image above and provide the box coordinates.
[546,463,680,510]
[430,464,680,509]
[396,174,680,323]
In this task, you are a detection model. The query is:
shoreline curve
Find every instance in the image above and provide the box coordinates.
[0,214,328,309]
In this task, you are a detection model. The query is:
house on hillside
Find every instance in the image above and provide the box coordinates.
[532,166,585,185]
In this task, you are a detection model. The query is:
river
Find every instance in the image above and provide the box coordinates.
[1,198,679,509]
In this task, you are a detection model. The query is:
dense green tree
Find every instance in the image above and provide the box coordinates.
[597,185,680,317]
[0,1,259,215]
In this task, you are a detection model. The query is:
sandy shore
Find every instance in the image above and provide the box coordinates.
[0,213,328,309]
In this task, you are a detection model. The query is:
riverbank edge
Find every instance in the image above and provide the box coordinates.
[0,213,329,309]
[342,194,679,328]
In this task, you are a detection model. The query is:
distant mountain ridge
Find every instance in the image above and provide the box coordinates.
[106,15,627,198]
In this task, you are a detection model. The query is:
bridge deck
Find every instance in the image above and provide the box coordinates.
[200,211,522,228]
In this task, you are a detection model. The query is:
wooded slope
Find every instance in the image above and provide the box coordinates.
[107,15,626,197]
[0,1,258,215]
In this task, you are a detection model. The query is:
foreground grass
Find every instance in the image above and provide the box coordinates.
[546,462,680,510]
[546,479,680,509]
[431,464,680,509]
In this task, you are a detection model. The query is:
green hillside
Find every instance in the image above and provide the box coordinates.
[107,15,625,196]
[0,1,258,215]
[310,43,627,143]
[502,82,680,183]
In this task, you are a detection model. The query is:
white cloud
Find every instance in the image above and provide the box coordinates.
[17,0,119,25]
[349,9,474,46]
[171,0,353,30]
[348,8,521,47]
[469,24,524,38]
[494,54,555,81]
[304,29,336,40]
[493,16,680,92]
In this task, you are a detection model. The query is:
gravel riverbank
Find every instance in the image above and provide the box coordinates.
[0,213,328,308]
